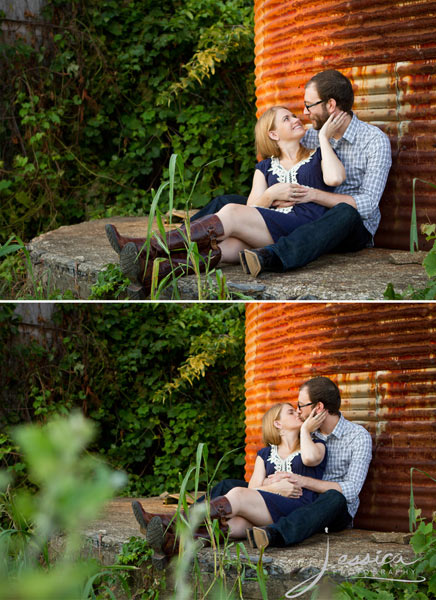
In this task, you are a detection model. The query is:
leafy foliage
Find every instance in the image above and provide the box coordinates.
[0,0,255,245]
[0,303,246,496]
[0,412,128,600]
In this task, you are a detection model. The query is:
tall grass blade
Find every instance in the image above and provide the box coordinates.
[410,178,419,252]
[409,467,436,531]
[186,157,221,206]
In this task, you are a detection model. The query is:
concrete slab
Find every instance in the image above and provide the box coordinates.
[27,217,429,300]
[66,497,417,600]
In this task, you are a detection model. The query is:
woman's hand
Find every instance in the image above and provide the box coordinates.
[319,111,347,140]
[271,184,315,206]
[301,407,328,434]
[267,182,296,202]
[265,479,303,498]
[263,471,294,484]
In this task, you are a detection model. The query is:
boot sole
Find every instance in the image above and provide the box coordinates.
[120,242,141,284]
[131,501,147,536]
[239,250,249,275]
[147,516,169,570]
[243,250,262,278]
[252,527,270,550]
[105,224,122,255]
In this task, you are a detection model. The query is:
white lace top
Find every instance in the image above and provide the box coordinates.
[266,444,301,473]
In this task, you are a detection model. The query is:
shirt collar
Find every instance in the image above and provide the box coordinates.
[341,112,358,144]
[329,413,346,438]
[330,112,358,148]
[315,413,345,440]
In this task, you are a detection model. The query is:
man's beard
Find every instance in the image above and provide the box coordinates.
[311,106,330,130]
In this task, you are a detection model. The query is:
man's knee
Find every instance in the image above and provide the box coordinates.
[210,478,247,498]
[322,489,347,509]
[332,202,361,223]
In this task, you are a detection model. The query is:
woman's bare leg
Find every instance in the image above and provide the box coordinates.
[218,237,252,263]
[225,515,253,539]
[215,204,274,249]
[225,487,273,527]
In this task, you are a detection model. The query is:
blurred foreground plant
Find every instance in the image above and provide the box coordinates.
[156,443,267,600]
[0,412,128,600]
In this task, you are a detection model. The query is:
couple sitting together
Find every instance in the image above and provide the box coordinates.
[106,70,392,297]
[131,376,373,567]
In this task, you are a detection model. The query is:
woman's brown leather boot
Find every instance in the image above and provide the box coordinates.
[119,217,223,295]
[106,215,224,259]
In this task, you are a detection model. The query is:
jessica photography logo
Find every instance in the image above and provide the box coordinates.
[284,529,424,599]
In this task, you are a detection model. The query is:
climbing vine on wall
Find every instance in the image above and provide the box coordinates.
[0,303,247,495]
[0,0,255,244]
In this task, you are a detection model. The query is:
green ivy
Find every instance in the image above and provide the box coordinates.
[0,303,246,496]
[0,0,255,244]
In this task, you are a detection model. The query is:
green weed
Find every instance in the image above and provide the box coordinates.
[385,178,436,300]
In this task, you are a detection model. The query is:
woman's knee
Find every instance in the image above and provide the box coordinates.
[226,486,249,509]
[217,203,245,220]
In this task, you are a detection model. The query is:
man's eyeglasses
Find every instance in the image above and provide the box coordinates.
[297,401,315,410]
[304,99,324,111]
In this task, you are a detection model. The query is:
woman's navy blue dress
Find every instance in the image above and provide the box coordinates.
[255,148,335,242]
[257,440,327,522]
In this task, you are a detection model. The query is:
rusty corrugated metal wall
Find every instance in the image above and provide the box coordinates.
[254,0,436,250]
[244,302,436,532]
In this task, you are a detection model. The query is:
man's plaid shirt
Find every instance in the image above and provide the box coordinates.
[303,113,392,241]
[314,414,373,519]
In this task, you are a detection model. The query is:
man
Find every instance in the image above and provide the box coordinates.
[192,70,392,276]
[132,376,373,556]
[247,376,373,548]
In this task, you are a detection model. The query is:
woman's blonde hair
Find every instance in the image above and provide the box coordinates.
[262,402,292,446]
[255,106,311,162]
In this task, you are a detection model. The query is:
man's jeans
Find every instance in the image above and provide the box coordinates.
[191,195,372,271]
[269,489,352,546]
[205,478,351,546]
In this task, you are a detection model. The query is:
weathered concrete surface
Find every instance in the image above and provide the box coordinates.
[65,497,416,600]
[27,217,429,300]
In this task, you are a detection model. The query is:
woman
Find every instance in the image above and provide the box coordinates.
[210,402,327,539]
[132,402,326,551]
[105,107,346,295]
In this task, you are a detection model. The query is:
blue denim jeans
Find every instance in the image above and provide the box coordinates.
[269,489,352,546]
[196,478,247,504]
[191,196,372,271]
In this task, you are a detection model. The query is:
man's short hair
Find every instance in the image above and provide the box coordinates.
[300,376,341,415]
[306,70,354,114]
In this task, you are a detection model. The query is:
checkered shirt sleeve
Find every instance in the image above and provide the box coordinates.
[303,116,392,237]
